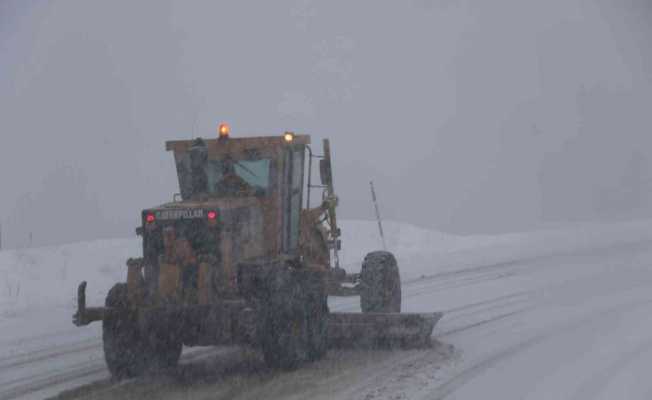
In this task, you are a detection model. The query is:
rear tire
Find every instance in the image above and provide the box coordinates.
[103,283,147,379]
[103,284,182,379]
[258,267,328,369]
[305,271,328,361]
[142,314,183,371]
[360,251,401,313]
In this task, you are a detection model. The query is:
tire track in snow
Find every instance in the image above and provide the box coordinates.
[0,361,107,400]
[570,334,652,399]
[428,298,652,400]
[435,292,534,338]
[438,308,529,338]
[0,338,100,370]
[0,327,89,349]
[403,259,524,286]
[441,292,531,322]
[0,346,228,400]
[335,262,531,314]
[0,348,236,400]
[443,291,529,314]
[404,238,652,288]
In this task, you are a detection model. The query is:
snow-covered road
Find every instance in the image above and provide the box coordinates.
[3,220,652,399]
[431,239,652,400]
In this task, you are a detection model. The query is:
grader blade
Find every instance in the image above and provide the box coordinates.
[328,312,443,348]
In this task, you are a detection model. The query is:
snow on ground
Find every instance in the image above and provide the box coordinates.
[5,219,652,325]
[3,219,652,399]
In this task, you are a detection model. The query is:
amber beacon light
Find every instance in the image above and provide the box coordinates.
[218,123,230,139]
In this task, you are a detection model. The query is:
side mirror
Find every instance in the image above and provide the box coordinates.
[320,139,334,187]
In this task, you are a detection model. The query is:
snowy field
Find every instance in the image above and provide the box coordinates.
[3,219,652,399]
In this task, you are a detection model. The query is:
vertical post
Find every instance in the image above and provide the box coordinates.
[28,232,33,248]
[306,145,313,209]
[370,181,387,251]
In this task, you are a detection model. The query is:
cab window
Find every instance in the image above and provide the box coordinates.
[205,158,272,197]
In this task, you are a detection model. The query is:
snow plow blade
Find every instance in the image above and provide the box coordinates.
[327,312,443,348]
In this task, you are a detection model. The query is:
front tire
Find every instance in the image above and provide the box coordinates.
[360,251,401,313]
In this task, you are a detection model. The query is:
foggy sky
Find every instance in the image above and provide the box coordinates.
[1,0,651,248]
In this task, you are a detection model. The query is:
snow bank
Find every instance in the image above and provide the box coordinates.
[0,239,139,320]
[3,219,652,320]
[341,219,652,282]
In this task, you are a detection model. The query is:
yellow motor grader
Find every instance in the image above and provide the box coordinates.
[73,124,442,378]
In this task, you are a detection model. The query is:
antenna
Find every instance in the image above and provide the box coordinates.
[370,181,387,251]
[190,109,199,139]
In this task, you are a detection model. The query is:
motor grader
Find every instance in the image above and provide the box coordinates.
[73,125,441,378]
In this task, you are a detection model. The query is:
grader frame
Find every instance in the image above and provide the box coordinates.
[73,129,441,377]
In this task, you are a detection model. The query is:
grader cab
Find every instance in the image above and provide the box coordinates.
[73,125,442,378]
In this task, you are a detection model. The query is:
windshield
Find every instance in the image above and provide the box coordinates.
[205,158,272,197]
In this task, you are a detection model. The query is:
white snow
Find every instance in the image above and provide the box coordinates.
[3,219,652,399]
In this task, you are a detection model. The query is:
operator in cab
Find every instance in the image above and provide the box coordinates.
[214,158,255,197]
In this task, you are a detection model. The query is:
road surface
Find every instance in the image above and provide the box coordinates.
[3,236,652,399]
